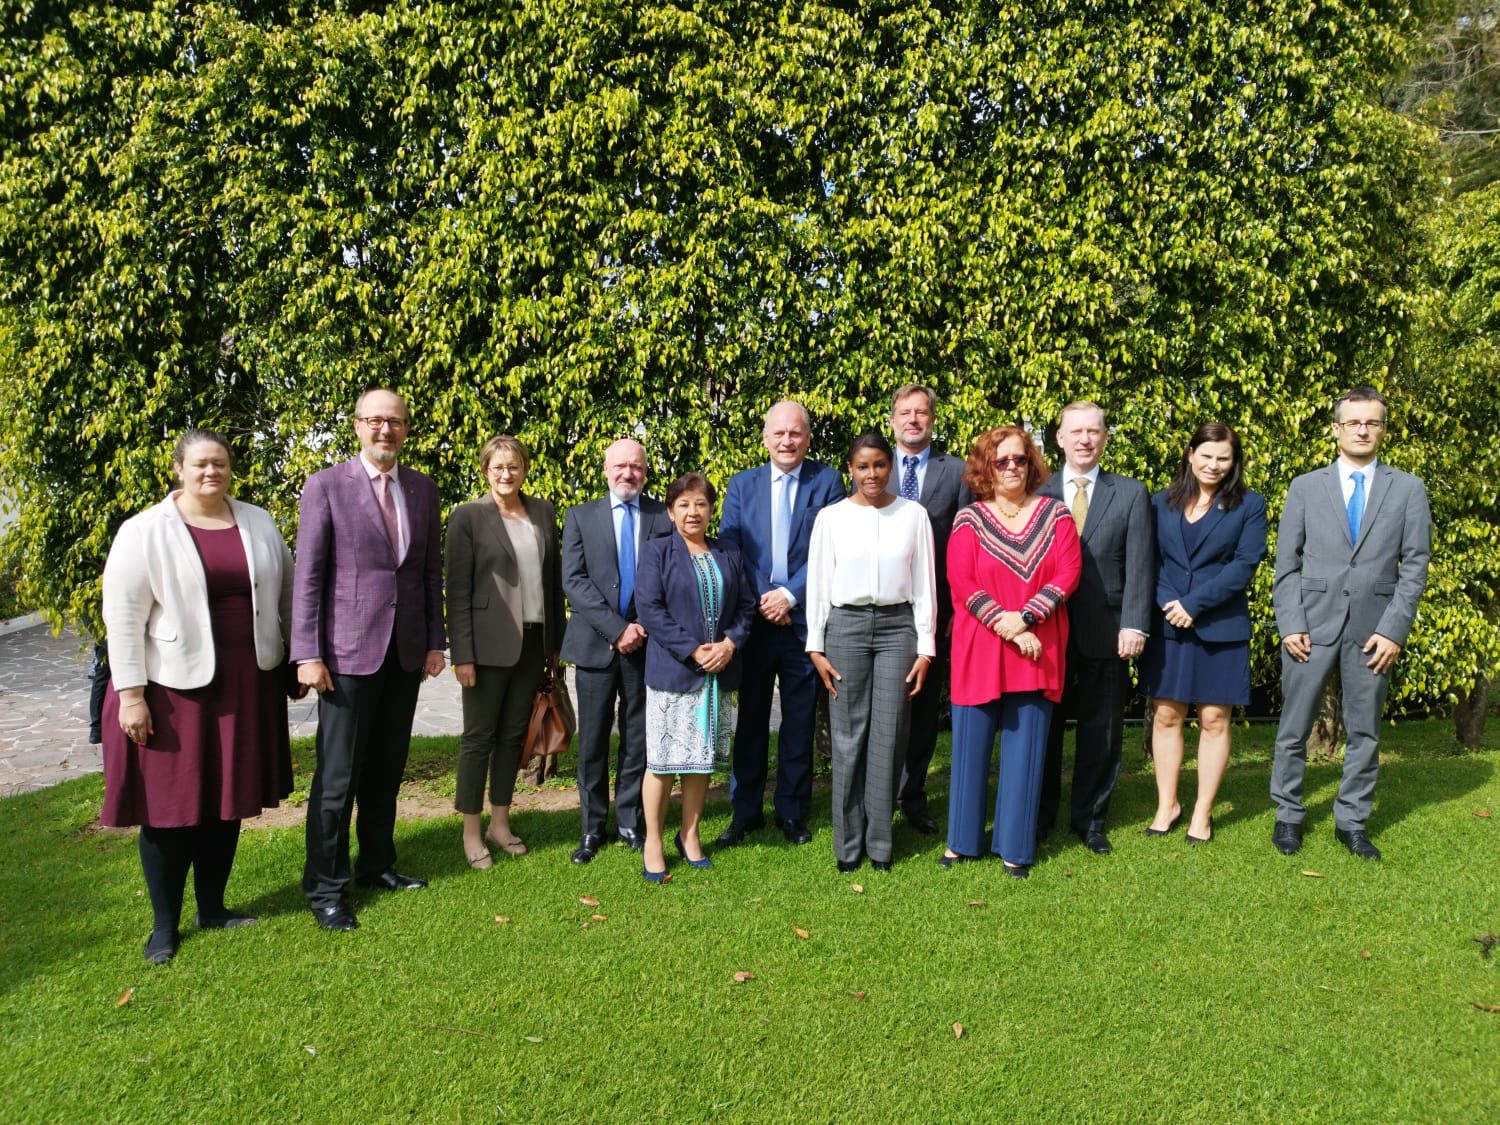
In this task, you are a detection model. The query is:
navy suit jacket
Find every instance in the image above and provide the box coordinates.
[1151,489,1268,644]
[717,459,845,638]
[634,534,757,693]
[559,494,672,669]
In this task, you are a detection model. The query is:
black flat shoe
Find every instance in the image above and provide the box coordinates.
[1272,821,1303,856]
[837,858,862,874]
[144,928,180,964]
[356,869,427,891]
[870,859,893,871]
[901,808,939,835]
[714,820,761,848]
[1079,829,1113,855]
[1002,862,1030,880]
[937,852,974,869]
[618,827,645,851]
[313,905,358,931]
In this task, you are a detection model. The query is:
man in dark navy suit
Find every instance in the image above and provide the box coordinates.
[715,401,845,846]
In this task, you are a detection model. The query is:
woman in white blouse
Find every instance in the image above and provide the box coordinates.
[807,432,936,873]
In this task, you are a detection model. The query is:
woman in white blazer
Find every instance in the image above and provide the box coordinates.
[101,429,297,965]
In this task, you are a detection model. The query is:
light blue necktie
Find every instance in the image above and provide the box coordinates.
[618,502,636,615]
[901,455,920,501]
[770,472,791,586]
[1346,470,1365,544]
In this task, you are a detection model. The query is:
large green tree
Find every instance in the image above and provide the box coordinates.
[8,0,1474,723]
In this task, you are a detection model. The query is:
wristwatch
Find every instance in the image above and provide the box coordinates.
[1020,609,1038,627]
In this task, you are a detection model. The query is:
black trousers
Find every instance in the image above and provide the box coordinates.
[302,640,422,909]
[573,650,647,838]
[1039,643,1128,836]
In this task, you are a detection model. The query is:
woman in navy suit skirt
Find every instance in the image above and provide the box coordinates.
[1141,423,1267,844]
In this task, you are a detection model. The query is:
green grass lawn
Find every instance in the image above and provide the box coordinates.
[2,721,1497,1121]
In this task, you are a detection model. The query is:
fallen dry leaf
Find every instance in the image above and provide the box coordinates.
[523,1035,544,1043]
[952,1022,964,1039]
[591,913,607,923]
[303,1045,317,1055]
[1473,808,1492,819]
[1300,869,1325,878]
[493,915,510,925]
[852,990,866,1001]
[851,884,864,894]
[115,987,134,1008]
[1471,1002,1500,1013]
[733,971,756,983]
[967,899,986,907]
[1358,950,1372,960]
[794,926,810,940]
[578,895,600,907]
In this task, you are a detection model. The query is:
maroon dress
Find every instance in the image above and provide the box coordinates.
[101,525,293,828]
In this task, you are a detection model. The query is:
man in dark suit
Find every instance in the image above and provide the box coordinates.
[716,400,845,846]
[559,438,672,863]
[1270,387,1431,860]
[886,383,970,834]
[293,388,447,931]
[1038,400,1152,855]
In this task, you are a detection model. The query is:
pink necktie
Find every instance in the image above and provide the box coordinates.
[378,473,401,559]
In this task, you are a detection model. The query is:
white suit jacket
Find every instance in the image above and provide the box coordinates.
[103,494,294,690]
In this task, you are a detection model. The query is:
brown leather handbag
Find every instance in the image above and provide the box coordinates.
[521,665,575,766]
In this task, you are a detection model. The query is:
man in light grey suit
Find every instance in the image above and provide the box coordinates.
[1038,401,1152,855]
[559,439,672,864]
[1271,387,1431,860]
[886,383,970,834]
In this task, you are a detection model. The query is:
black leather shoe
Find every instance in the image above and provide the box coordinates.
[1272,821,1303,855]
[870,859,893,871]
[901,807,939,835]
[1334,827,1382,860]
[1003,862,1031,880]
[714,820,761,848]
[571,834,605,864]
[836,858,862,873]
[356,869,427,891]
[937,852,974,868]
[144,928,180,964]
[617,827,645,851]
[313,905,358,931]
[777,818,813,845]
[1080,829,1112,855]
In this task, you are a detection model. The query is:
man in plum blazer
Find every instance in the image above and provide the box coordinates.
[1271,387,1431,861]
[292,389,446,931]
[885,383,971,835]
[559,438,672,864]
[715,400,845,846]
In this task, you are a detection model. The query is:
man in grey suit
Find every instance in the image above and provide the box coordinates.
[559,439,672,864]
[886,383,970,835]
[1038,401,1152,855]
[1271,387,1431,860]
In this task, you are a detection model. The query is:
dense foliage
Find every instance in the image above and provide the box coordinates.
[6,0,1492,721]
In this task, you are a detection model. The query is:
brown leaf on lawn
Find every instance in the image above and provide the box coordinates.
[493,915,510,924]
[852,990,866,1001]
[967,899,986,907]
[578,895,600,907]
[851,884,864,894]
[952,1022,964,1039]
[1300,869,1325,878]
[1471,1002,1500,1013]
[1358,950,1372,960]
[1473,808,1492,818]
[591,913,607,923]
[115,987,135,1008]
[793,926,810,940]
[523,1035,544,1043]
[733,971,756,983]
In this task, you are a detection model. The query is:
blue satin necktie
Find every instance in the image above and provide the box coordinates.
[1346,470,1365,544]
[618,502,636,615]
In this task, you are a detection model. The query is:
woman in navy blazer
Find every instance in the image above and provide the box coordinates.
[1142,423,1267,844]
[634,473,757,882]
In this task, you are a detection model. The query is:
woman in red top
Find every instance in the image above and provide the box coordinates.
[943,427,1081,877]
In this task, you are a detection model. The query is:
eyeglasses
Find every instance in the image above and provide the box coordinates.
[1335,420,1385,432]
[358,415,409,431]
[992,455,1029,471]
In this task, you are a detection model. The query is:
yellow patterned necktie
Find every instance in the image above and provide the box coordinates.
[1071,477,1089,532]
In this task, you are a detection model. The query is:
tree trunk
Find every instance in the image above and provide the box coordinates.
[1307,680,1344,760]
[1454,677,1491,749]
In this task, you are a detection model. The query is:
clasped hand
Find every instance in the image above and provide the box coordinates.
[1162,599,1194,629]
[693,638,735,675]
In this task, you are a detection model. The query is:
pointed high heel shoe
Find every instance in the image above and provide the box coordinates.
[673,832,712,869]
[1144,810,1182,838]
[1186,818,1214,846]
[642,865,671,884]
